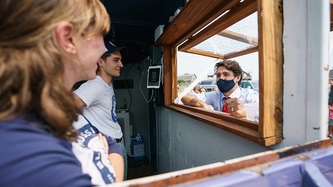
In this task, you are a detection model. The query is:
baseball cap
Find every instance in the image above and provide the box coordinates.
[104,40,127,55]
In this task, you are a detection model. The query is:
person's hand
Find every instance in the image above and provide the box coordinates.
[226,98,246,118]
[98,133,109,153]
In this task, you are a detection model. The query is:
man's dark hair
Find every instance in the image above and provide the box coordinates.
[214,60,243,85]
[95,52,114,74]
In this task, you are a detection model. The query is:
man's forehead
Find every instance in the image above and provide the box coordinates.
[217,66,231,73]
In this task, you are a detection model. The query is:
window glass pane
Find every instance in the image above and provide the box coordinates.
[192,12,258,55]
[231,52,258,81]
[176,51,259,123]
[176,51,218,102]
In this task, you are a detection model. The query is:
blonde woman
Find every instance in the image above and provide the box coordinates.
[0,0,117,186]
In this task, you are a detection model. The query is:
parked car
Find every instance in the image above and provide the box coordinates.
[240,80,259,91]
[199,79,216,92]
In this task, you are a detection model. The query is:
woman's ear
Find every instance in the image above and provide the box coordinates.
[55,22,76,54]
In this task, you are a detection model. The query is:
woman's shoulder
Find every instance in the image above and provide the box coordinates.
[0,119,77,158]
[0,119,92,186]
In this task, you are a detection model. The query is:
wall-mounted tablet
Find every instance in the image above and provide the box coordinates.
[147,65,162,88]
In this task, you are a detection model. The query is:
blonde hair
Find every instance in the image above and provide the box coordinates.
[0,0,110,141]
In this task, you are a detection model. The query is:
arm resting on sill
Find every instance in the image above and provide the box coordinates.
[181,94,213,110]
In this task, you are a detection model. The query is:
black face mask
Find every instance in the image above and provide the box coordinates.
[216,78,235,93]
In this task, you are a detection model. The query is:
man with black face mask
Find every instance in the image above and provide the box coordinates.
[181,60,258,118]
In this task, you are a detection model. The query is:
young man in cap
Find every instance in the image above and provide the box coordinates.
[74,40,127,181]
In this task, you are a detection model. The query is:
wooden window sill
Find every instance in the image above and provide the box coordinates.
[166,104,282,146]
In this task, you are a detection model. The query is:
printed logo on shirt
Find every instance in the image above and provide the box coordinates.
[93,151,116,183]
[111,95,117,122]
[77,124,97,145]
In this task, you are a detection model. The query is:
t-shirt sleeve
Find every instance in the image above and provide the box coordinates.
[106,136,122,155]
[74,81,103,107]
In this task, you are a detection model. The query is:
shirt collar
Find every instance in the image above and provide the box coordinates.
[221,86,241,99]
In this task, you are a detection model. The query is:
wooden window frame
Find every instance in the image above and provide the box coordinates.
[155,0,283,146]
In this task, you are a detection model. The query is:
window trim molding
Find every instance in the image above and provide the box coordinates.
[156,0,283,146]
